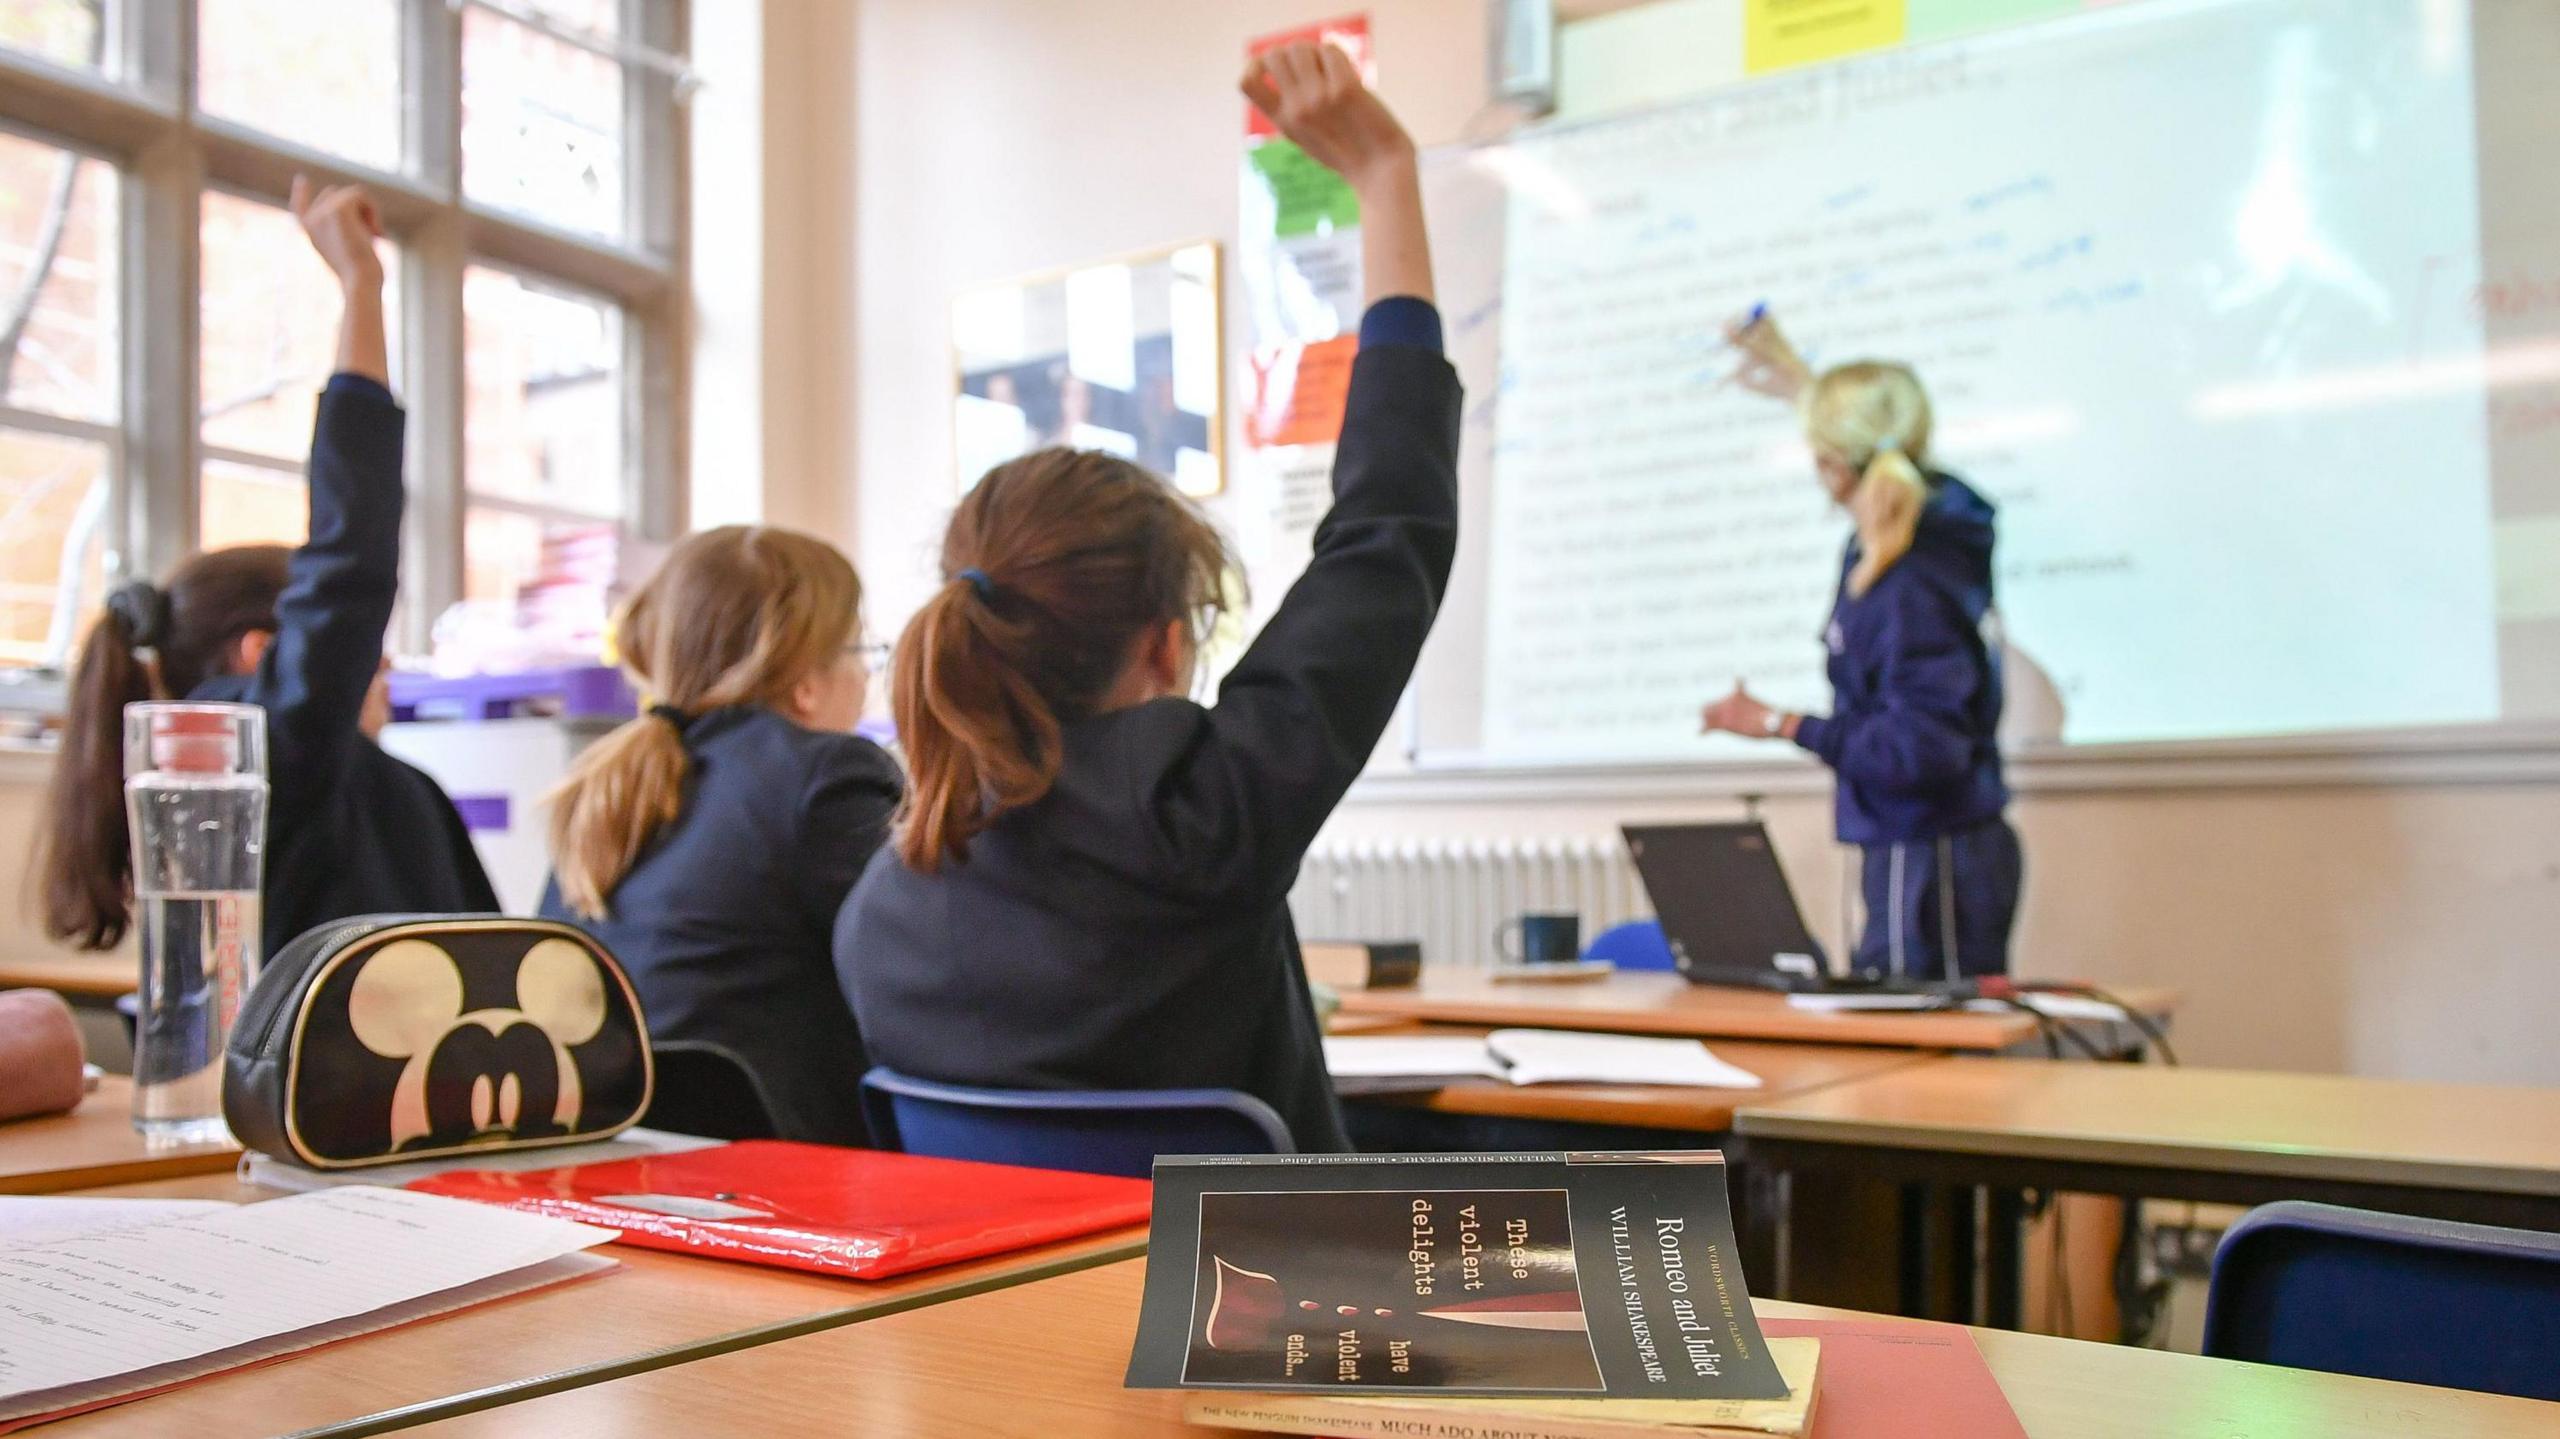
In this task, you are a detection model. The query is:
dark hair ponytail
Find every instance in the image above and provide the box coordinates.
[38,548,291,950]
[892,448,1233,872]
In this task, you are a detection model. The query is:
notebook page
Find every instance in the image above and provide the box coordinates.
[0,1198,236,1249]
[1321,1036,1506,1080]
[0,1251,615,1433]
[0,1186,614,1411]
[1485,1029,1764,1089]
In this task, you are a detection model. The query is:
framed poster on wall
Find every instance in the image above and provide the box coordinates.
[951,240,1225,497]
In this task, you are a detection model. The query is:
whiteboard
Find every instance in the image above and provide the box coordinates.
[1401,0,2560,774]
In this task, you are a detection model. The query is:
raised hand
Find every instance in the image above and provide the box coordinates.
[1725,310,1812,403]
[290,176,389,386]
[289,176,384,293]
[1241,40,1431,308]
[1241,40,1414,195]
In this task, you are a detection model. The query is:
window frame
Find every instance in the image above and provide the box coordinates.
[0,0,689,661]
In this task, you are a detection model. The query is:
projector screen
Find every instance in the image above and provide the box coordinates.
[1398,0,2560,770]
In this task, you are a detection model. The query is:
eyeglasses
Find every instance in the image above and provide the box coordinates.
[852,639,893,671]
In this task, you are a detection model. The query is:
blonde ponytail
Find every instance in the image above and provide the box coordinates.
[546,526,864,918]
[1846,447,1926,596]
[548,716,691,919]
[1804,360,1935,596]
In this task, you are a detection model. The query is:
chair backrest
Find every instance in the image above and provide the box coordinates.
[859,1067,1294,1179]
[641,1039,780,1142]
[2204,1201,2560,1401]
[1583,918,1677,971]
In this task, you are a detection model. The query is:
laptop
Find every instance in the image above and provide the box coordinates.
[1621,822,1936,995]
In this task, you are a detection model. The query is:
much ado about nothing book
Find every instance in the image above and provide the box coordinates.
[1124,1151,1792,1405]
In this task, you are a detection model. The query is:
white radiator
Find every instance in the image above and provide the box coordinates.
[1289,837,1648,971]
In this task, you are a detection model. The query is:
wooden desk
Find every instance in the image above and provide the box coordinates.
[0,950,134,1000]
[1734,1057,2560,1327]
[42,1172,1147,1439]
[404,1258,2560,1438]
[1358,1032,1944,1132]
[0,1077,238,1194]
[1736,1057,2560,1215]
[1336,971,2179,1054]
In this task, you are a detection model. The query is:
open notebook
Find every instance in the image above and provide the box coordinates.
[0,1187,615,1432]
[1323,1029,1762,1095]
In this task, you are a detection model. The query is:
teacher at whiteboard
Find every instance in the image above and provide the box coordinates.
[1700,314,2021,979]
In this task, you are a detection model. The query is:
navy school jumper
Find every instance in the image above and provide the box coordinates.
[835,299,1460,1153]
[541,708,903,1146]
[1791,472,2021,978]
[192,375,499,960]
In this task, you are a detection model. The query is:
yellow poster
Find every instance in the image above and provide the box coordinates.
[1745,0,1908,73]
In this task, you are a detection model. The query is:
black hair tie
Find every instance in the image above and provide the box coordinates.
[104,580,171,650]
[647,702,692,730]
[957,567,997,601]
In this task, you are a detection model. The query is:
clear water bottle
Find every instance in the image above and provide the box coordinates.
[124,702,267,1144]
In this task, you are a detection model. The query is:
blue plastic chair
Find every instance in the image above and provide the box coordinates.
[859,1067,1295,1178]
[2203,1201,2560,1401]
[1583,918,1677,972]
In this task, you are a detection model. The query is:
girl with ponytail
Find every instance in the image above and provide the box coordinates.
[540,526,897,1146]
[1704,317,2022,979]
[836,44,1458,1153]
[40,180,497,956]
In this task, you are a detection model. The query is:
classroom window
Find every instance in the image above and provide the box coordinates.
[0,0,105,72]
[199,191,407,550]
[197,0,405,173]
[462,265,626,606]
[0,0,688,680]
[0,132,117,667]
[461,0,628,240]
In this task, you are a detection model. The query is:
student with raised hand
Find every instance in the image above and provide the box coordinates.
[41,179,498,959]
[836,43,1457,1153]
[541,527,898,1146]
[1702,315,2020,979]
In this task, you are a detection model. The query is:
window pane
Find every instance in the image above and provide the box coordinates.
[522,0,618,39]
[0,0,104,70]
[201,191,403,460]
[198,0,402,173]
[0,133,115,421]
[0,427,107,666]
[461,7,626,239]
[463,266,624,515]
[463,506,538,605]
[199,458,308,552]
[462,507,617,656]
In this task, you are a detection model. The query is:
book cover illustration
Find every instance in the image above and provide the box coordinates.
[1127,1152,1788,1400]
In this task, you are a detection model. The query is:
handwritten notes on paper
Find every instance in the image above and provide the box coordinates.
[0,1187,613,1422]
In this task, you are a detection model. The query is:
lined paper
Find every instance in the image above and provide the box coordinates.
[0,1197,236,1249]
[0,1186,614,1418]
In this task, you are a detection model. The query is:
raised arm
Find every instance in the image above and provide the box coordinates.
[1243,41,1430,311]
[240,181,403,822]
[1154,47,1458,899]
[296,177,388,385]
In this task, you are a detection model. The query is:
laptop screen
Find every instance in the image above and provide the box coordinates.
[1622,822,1829,985]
